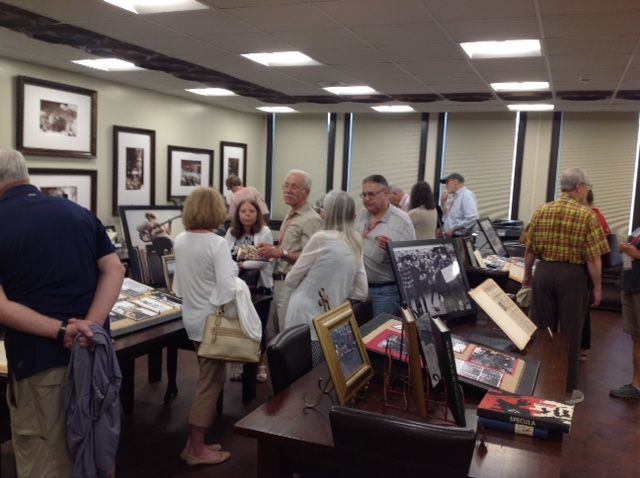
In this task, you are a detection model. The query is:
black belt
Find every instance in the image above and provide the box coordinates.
[368,281,396,288]
[273,273,287,281]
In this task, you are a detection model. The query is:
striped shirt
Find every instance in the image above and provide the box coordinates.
[520,194,609,264]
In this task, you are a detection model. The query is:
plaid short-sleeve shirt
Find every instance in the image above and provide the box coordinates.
[520,194,610,264]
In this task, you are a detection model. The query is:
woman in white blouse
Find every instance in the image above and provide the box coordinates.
[284,190,368,365]
[224,199,273,382]
[173,187,235,467]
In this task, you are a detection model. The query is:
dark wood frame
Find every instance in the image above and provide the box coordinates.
[28,168,97,213]
[220,141,247,192]
[167,145,214,201]
[112,126,156,216]
[16,76,97,158]
[476,217,509,257]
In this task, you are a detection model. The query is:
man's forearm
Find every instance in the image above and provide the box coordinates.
[0,287,60,339]
[523,249,536,285]
[586,256,602,291]
[84,254,125,326]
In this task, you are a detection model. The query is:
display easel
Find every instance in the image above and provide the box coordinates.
[303,288,334,409]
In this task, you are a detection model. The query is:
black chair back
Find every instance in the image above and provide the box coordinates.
[329,406,476,478]
[266,324,313,394]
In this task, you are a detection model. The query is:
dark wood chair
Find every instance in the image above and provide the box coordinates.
[329,406,477,478]
[266,324,312,394]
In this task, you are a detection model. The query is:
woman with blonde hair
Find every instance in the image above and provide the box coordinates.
[173,187,235,467]
[284,190,368,365]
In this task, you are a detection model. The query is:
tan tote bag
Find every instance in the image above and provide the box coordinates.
[197,306,261,363]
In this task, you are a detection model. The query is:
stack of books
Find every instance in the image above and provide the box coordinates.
[477,390,574,440]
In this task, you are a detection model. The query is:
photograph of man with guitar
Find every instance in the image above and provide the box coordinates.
[136,212,176,255]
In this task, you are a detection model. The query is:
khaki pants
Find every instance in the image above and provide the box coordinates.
[8,366,73,478]
[271,280,294,334]
[188,342,226,428]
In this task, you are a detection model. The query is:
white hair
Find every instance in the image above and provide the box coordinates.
[323,190,363,262]
[286,169,312,191]
[560,167,588,192]
[0,149,29,190]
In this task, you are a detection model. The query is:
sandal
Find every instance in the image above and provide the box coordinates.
[256,365,268,383]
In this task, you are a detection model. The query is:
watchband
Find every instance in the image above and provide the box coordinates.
[57,320,68,344]
[282,248,289,258]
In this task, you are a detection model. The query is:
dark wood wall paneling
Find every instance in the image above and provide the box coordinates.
[326,113,337,192]
[546,112,563,202]
[433,112,447,201]
[510,112,527,219]
[418,112,429,181]
[341,113,353,191]
[265,113,275,213]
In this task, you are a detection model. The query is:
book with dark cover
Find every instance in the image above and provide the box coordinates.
[431,317,466,427]
[478,417,552,440]
[477,390,573,433]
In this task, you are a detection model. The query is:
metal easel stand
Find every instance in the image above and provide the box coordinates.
[382,325,410,412]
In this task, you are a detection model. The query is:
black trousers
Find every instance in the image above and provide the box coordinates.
[531,261,589,392]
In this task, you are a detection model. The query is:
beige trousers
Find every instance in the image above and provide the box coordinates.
[188,342,227,428]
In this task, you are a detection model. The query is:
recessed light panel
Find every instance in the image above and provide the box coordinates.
[507,104,554,111]
[371,105,415,113]
[103,0,208,14]
[72,58,140,71]
[491,81,549,92]
[324,86,377,95]
[242,51,320,67]
[461,39,541,59]
[186,88,236,96]
[257,106,297,113]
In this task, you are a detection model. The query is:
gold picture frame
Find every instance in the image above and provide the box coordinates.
[313,302,373,405]
[161,254,176,293]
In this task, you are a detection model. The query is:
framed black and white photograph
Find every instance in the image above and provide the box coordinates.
[119,206,183,286]
[477,217,509,257]
[16,76,97,158]
[220,141,247,203]
[389,239,475,321]
[29,168,97,213]
[167,145,214,201]
[113,126,155,215]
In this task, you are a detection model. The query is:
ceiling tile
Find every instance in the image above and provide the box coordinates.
[399,59,476,76]
[552,68,625,82]
[223,3,341,31]
[271,28,369,50]
[377,42,465,62]
[1,0,131,23]
[473,57,548,73]
[544,36,640,56]
[351,23,448,47]
[335,62,410,78]
[422,0,536,21]
[429,83,491,93]
[144,9,257,36]
[316,0,432,26]
[442,16,539,42]
[552,80,620,91]
[73,17,182,42]
[548,54,631,70]
[539,0,640,15]
[542,13,640,37]
[195,32,292,54]
[305,47,390,65]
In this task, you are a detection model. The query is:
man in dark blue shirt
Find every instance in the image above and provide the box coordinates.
[0,149,125,477]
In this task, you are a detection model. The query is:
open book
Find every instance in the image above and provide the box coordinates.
[468,278,537,350]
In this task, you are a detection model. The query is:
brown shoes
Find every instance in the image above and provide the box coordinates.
[184,451,231,466]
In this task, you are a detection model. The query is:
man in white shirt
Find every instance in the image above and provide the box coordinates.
[440,173,478,236]
[389,185,410,211]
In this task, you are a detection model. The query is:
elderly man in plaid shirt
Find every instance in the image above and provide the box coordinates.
[521,167,609,405]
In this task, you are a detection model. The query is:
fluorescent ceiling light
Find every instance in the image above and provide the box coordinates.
[72,58,140,71]
[102,0,207,14]
[461,39,541,59]
[242,51,319,67]
[257,106,297,113]
[186,88,236,96]
[324,86,377,95]
[371,105,415,113]
[491,81,549,92]
[507,104,554,112]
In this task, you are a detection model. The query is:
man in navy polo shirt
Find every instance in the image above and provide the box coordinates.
[0,149,125,477]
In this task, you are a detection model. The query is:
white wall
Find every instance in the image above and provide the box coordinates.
[0,56,266,226]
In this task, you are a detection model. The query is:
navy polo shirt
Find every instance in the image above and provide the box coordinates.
[0,184,114,380]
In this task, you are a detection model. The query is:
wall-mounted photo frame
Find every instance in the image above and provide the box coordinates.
[389,239,475,321]
[16,76,97,158]
[167,145,214,201]
[113,126,156,216]
[119,206,183,286]
[29,168,97,213]
[313,301,374,406]
[220,141,247,204]
[477,217,509,257]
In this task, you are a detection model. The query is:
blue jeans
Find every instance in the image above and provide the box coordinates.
[369,285,401,318]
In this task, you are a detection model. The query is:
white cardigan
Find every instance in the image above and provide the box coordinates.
[224,225,274,289]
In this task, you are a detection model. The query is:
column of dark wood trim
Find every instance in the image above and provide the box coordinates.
[265,113,275,213]
[341,113,353,191]
[418,112,429,181]
[433,112,447,200]
[632,127,640,230]
[546,111,563,202]
[510,112,527,219]
[326,113,337,192]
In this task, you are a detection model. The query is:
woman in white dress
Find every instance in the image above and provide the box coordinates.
[173,187,235,467]
[284,190,368,365]
[408,180,438,240]
[224,199,273,382]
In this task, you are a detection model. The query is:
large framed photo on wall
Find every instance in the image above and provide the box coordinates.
[167,145,214,201]
[220,141,247,203]
[29,168,97,213]
[16,76,97,158]
[113,126,156,215]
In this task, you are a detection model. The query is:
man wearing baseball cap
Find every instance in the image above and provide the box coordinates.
[439,173,478,236]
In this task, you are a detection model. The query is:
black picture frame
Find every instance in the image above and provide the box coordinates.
[477,217,509,257]
[113,126,156,216]
[16,76,97,159]
[28,168,97,213]
[389,239,476,321]
[119,205,183,286]
[220,141,247,203]
[167,145,214,201]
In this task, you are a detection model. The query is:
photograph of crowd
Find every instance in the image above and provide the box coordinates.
[180,159,202,186]
[390,240,474,320]
[331,322,364,380]
[39,100,77,136]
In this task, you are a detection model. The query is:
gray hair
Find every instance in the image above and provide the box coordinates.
[0,149,29,190]
[560,167,588,193]
[286,169,312,191]
[323,190,363,261]
[388,185,403,194]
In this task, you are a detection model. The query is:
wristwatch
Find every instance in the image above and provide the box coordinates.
[57,320,68,344]
[281,248,289,258]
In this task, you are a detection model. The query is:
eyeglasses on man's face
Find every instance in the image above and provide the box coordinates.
[359,189,386,199]
[282,182,303,192]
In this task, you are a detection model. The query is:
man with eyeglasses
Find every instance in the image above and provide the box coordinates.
[355,175,415,317]
[257,169,322,332]
[439,172,478,237]
[521,167,609,405]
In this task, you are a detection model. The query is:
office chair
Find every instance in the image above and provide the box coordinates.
[349,298,373,327]
[266,324,313,394]
[329,406,476,478]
